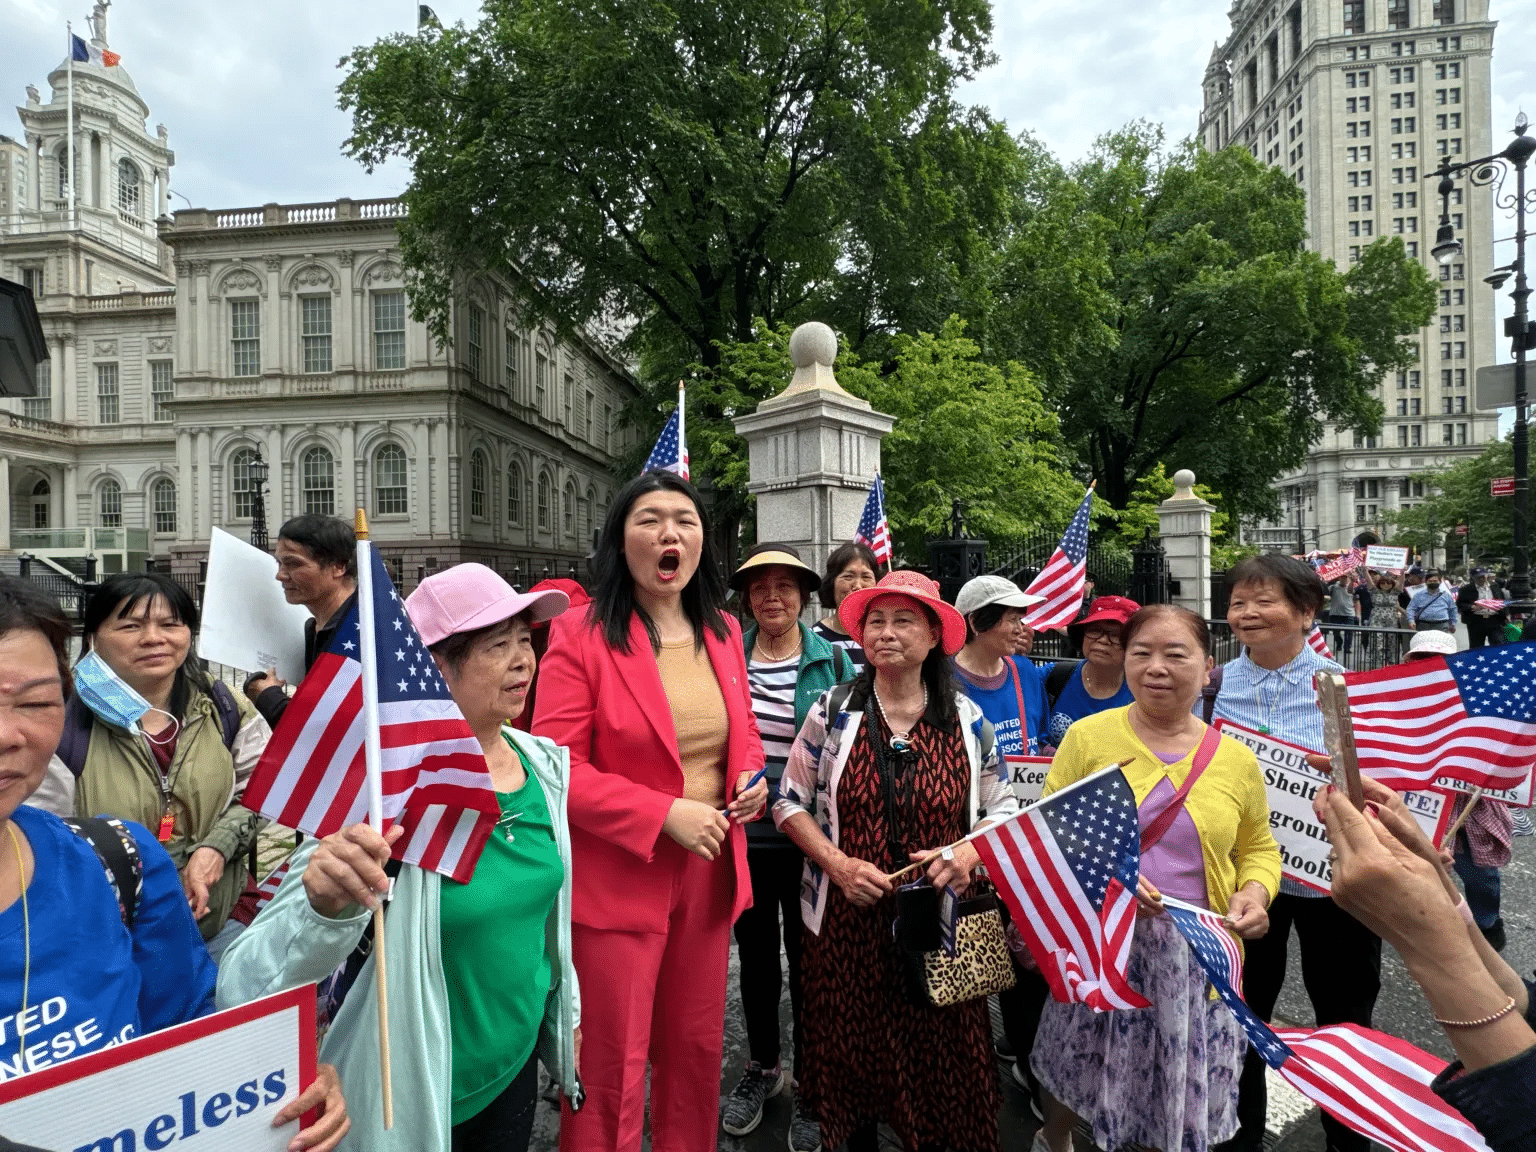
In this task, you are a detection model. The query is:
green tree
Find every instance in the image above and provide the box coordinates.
[695,319,1081,560]
[981,124,1437,518]
[338,0,1014,376]
[1387,435,1516,562]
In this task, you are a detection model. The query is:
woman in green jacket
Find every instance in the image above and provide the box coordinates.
[720,544,854,1150]
[217,564,581,1152]
[31,573,269,959]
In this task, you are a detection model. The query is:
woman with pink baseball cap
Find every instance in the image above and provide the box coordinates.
[218,563,580,1152]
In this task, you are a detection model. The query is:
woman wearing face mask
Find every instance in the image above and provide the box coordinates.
[30,574,270,960]
[533,471,769,1152]
[218,564,579,1152]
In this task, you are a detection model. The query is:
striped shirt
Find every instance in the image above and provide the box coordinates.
[748,654,801,770]
[811,621,866,676]
[1213,644,1343,898]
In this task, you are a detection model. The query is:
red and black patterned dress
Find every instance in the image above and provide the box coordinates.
[797,710,1001,1151]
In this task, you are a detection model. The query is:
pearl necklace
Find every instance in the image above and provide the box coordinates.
[754,628,802,662]
[871,683,928,752]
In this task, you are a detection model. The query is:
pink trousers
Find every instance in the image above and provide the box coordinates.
[559,842,736,1152]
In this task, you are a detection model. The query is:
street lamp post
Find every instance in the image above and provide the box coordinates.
[1430,113,1536,600]
[248,448,271,551]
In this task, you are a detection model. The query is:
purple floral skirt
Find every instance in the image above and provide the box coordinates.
[1029,914,1243,1152]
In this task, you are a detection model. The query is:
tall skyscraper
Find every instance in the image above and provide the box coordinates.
[1199,0,1501,562]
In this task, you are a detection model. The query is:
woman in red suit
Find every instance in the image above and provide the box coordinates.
[534,470,769,1152]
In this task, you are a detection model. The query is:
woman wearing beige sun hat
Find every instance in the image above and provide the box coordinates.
[773,570,1018,1152]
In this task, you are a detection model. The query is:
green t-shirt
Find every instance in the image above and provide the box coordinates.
[439,740,565,1125]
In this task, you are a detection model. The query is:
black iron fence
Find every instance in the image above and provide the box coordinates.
[986,530,1133,598]
[1206,620,1418,673]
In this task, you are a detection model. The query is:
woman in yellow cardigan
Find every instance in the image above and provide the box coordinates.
[1030,605,1281,1152]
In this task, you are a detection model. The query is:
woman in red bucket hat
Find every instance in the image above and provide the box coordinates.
[1045,594,1141,747]
[771,570,1019,1152]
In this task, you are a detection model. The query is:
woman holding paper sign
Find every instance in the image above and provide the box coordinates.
[29,573,270,958]
[219,565,580,1152]
[0,577,349,1150]
[1031,605,1280,1152]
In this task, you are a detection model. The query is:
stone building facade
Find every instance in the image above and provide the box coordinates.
[1198,0,1502,561]
[0,21,638,587]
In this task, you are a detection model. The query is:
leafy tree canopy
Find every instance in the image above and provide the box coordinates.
[979,123,1437,518]
[691,318,1082,560]
[339,0,1015,375]
[1387,434,1516,562]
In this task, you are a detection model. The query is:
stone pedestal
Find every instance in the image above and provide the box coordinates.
[1158,469,1215,619]
[732,323,895,580]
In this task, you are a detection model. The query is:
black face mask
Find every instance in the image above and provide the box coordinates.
[1427,584,1441,593]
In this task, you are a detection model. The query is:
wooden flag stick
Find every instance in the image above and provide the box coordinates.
[1314,672,1366,810]
[1438,788,1485,852]
[354,508,393,1130]
[883,756,1136,884]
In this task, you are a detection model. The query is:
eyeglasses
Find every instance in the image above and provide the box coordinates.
[1082,629,1122,646]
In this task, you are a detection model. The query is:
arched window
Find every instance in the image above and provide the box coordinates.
[581,484,596,544]
[302,447,335,516]
[374,444,407,515]
[230,448,257,519]
[152,479,177,535]
[563,480,576,536]
[117,159,141,217]
[536,472,551,531]
[506,460,524,525]
[31,479,49,530]
[470,450,488,519]
[99,479,121,527]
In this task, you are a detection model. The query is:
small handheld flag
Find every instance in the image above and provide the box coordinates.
[853,474,892,567]
[1308,625,1336,661]
[643,383,689,480]
[1025,485,1094,631]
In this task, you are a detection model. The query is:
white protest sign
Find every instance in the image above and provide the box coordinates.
[1365,545,1410,572]
[1433,769,1535,809]
[0,987,315,1152]
[197,527,312,680]
[1005,756,1055,806]
[1215,721,1448,894]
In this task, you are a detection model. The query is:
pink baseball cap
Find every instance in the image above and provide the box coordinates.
[405,563,571,647]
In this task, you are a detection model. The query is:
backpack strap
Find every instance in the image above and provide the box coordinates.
[209,680,242,750]
[1045,660,1078,712]
[1140,726,1222,853]
[63,816,143,930]
[1200,665,1225,725]
[55,694,97,779]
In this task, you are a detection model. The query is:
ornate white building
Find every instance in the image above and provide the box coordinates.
[0,13,638,586]
[1198,0,1502,559]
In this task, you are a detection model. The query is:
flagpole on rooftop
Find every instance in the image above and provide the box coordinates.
[65,23,76,229]
[354,508,394,1130]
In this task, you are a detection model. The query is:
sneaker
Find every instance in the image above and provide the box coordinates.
[1482,918,1507,952]
[787,1095,822,1152]
[994,1034,1017,1063]
[721,1061,785,1137]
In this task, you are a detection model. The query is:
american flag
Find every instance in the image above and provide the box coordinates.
[242,547,499,883]
[1474,598,1510,613]
[1024,486,1094,631]
[250,854,294,917]
[1166,902,1491,1152]
[972,765,1148,1010]
[1308,625,1335,661]
[642,385,689,480]
[853,473,892,566]
[1341,642,1536,792]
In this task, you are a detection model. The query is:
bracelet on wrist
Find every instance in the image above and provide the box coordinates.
[1434,996,1518,1030]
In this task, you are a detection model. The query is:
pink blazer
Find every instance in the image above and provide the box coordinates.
[533,610,764,933]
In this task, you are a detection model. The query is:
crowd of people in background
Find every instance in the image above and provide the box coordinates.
[0,481,1531,1152]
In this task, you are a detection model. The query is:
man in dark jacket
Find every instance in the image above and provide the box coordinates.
[1458,567,1509,650]
[241,514,358,728]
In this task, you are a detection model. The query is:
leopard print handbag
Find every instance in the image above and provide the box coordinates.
[920,888,1017,1008]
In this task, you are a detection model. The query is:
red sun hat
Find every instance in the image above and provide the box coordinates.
[1067,594,1142,641]
[838,570,968,657]
[526,578,591,628]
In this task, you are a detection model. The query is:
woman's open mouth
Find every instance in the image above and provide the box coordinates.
[657,550,681,581]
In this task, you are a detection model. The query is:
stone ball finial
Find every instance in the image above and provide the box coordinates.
[1174,469,1196,489]
[789,322,837,370]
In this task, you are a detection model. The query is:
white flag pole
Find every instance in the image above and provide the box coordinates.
[353,509,393,1129]
[66,24,76,227]
[676,380,687,479]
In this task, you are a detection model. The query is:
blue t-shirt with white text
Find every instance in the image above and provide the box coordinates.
[0,805,216,1082]
[953,656,1049,757]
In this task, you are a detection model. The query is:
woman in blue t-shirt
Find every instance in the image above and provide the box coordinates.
[0,578,346,1149]
[1045,595,1140,747]
[951,575,1050,757]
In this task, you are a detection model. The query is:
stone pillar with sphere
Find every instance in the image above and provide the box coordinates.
[1158,469,1216,619]
[732,322,896,584]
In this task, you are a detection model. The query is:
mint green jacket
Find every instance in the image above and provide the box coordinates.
[215,726,581,1152]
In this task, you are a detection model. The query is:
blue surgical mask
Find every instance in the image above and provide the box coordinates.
[73,649,159,733]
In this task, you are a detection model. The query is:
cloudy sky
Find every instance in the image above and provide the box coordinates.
[1,0,1532,209]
